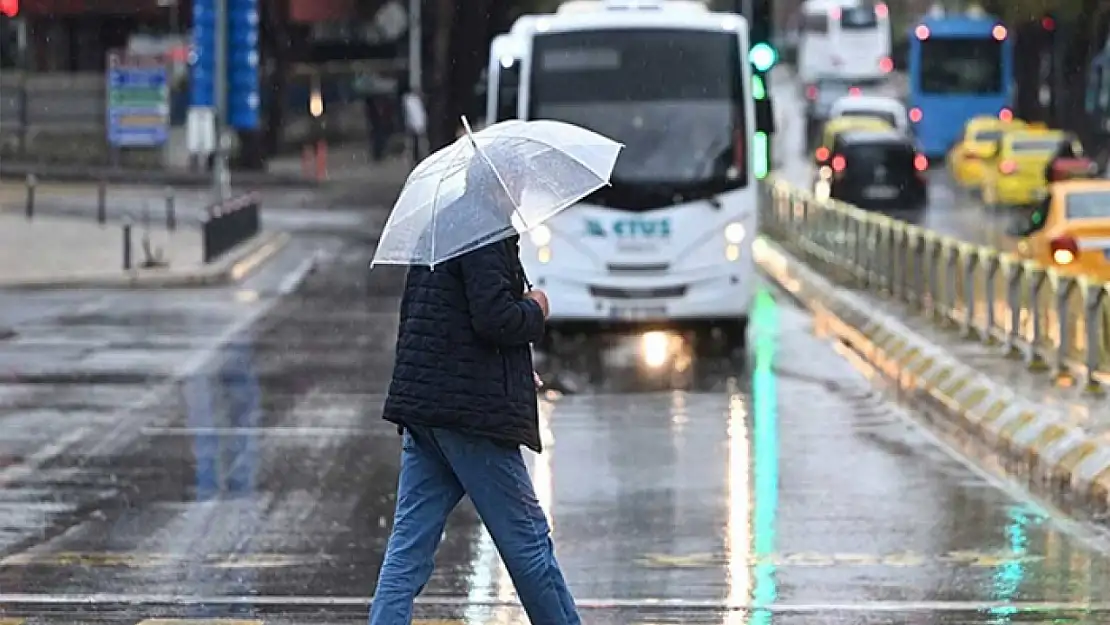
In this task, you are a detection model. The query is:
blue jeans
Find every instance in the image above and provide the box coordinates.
[369,425,581,625]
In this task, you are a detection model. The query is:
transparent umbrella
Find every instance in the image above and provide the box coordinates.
[370,116,623,268]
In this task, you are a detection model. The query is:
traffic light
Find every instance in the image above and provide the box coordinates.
[0,0,18,18]
[749,0,775,72]
[748,0,775,176]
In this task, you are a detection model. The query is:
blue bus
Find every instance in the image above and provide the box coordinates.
[907,10,1015,159]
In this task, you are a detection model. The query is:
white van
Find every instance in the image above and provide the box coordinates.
[797,0,892,84]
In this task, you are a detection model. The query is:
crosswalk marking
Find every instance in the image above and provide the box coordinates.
[0,552,318,568]
[637,550,1047,568]
[138,620,263,625]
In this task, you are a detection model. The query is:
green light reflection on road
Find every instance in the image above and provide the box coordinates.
[986,506,1028,623]
[750,289,779,624]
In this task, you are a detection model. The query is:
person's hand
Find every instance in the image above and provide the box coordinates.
[525,289,550,318]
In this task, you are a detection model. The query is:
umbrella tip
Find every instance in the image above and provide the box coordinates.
[460,115,479,150]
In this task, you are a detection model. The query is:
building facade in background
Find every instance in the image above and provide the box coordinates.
[11,0,402,72]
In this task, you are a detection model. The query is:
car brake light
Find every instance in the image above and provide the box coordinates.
[914,154,928,171]
[999,160,1017,175]
[875,2,888,18]
[849,87,861,96]
[806,85,818,100]
[815,147,830,162]
[879,57,893,72]
[1050,235,1078,265]
[831,155,846,172]
[909,107,923,122]
[999,108,1013,121]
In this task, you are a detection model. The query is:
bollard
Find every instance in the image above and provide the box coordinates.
[164,187,176,231]
[25,173,36,219]
[122,222,132,271]
[97,180,107,224]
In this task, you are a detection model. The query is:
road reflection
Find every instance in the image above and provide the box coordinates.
[181,338,262,617]
[749,290,779,623]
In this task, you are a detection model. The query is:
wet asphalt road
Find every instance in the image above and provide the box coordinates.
[3,108,1110,625]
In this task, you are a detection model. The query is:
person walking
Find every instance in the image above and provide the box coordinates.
[368,154,581,625]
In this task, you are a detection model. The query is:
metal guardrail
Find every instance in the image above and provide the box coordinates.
[760,177,1110,392]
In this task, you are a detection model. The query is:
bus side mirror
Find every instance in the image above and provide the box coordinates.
[756,97,775,134]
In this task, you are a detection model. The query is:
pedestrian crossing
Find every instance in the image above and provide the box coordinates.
[0,619,471,625]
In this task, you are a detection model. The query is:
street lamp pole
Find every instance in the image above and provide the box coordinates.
[212,0,231,201]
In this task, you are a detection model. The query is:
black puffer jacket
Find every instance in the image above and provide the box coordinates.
[382,234,546,451]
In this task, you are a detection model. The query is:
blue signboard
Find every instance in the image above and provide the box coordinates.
[228,0,260,129]
[188,0,259,129]
[106,51,170,147]
[190,0,215,108]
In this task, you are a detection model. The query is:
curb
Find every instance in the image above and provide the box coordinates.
[0,231,291,291]
[0,163,318,189]
[754,236,1110,516]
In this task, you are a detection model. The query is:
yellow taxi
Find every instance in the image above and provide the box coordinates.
[1008,179,1110,281]
[948,116,1025,187]
[980,130,1082,208]
[814,116,894,167]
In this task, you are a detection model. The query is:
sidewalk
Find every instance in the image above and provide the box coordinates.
[0,141,413,191]
[0,214,288,289]
[0,149,412,220]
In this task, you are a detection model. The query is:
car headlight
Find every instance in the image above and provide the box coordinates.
[529,224,552,247]
[724,222,746,243]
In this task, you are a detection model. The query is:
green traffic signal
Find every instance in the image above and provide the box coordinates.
[750,42,777,72]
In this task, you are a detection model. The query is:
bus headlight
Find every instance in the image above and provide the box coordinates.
[529,224,552,247]
[537,247,552,264]
[724,222,746,243]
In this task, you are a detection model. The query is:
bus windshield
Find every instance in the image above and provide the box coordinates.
[840,7,878,31]
[529,28,745,207]
[918,37,1003,95]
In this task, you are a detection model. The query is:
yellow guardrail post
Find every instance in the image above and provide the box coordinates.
[939,239,959,326]
[922,231,940,321]
[957,242,978,338]
[1023,261,1049,371]
[978,248,1001,345]
[1052,273,1075,380]
[889,221,906,300]
[1093,284,1110,392]
[1000,258,1023,358]
[905,225,925,309]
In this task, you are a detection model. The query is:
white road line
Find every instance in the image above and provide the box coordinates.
[277,251,320,294]
[0,594,1105,612]
[141,426,383,437]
